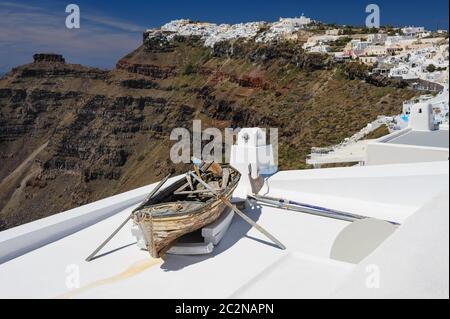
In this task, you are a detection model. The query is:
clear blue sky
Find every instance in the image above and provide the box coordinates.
[0,0,448,73]
[80,0,450,29]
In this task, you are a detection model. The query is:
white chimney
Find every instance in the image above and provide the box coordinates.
[408,103,435,131]
[230,128,277,200]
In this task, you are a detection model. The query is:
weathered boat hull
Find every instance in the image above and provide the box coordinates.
[133,165,240,258]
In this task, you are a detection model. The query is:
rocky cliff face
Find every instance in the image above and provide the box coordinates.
[0,34,417,230]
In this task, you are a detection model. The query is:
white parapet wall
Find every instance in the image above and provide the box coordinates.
[365,128,449,166]
[0,176,183,264]
[366,143,449,166]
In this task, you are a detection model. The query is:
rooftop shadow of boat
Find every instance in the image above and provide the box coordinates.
[159,203,275,271]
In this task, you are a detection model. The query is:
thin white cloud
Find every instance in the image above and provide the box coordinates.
[84,15,145,33]
[0,1,145,72]
[0,1,43,11]
[0,1,146,33]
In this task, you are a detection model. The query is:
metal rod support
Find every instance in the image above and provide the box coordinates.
[249,194,399,226]
[86,174,171,262]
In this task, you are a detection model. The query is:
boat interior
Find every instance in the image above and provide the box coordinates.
[138,166,240,217]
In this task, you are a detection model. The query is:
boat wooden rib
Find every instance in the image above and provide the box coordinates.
[132,163,241,258]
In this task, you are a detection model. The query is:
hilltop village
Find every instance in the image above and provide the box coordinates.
[144,16,449,164]
[147,16,448,88]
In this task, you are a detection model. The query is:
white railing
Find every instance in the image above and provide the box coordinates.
[307,116,393,161]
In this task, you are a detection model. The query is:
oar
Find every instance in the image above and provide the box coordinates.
[85,174,171,262]
[249,194,400,226]
[189,171,286,250]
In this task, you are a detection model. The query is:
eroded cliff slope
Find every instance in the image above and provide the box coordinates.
[0,37,416,229]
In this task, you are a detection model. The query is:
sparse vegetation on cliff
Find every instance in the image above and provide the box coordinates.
[0,34,417,228]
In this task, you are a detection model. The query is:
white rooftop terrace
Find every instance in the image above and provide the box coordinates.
[0,161,448,299]
[386,129,449,148]
[366,126,449,166]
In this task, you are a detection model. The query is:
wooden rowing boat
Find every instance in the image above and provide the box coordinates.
[132,162,241,258]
